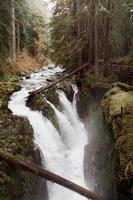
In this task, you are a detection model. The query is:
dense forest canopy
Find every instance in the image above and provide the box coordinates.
[0,0,133,73]
[50,0,133,70]
[0,0,48,61]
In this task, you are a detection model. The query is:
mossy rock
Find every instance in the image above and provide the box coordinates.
[112,82,133,91]
[27,90,60,131]
[101,82,133,199]
[0,94,35,200]
[0,113,35,200]
[0,82,21,97]
[0,81,21,110]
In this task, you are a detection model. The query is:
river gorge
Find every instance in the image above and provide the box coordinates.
[7,64,114,200]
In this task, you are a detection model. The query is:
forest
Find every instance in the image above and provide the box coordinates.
[0,1,133,200]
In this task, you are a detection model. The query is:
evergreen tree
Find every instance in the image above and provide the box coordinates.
[111,0,133,59]
[25,14,48,61]
[0,0,11,58]
[50,0,133,69]
[0,0,48,61]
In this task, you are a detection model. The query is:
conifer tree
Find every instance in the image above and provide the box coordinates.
[50,0,133,69]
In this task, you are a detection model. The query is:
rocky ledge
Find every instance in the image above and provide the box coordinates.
[101,82,133,200]
[0,81,47,200]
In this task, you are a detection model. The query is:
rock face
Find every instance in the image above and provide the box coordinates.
[101,82,133,200]
[27,88,60,131]
[0,82,48,200]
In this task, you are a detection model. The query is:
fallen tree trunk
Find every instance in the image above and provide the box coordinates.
[0,149,108,200]
[28,63,89,97]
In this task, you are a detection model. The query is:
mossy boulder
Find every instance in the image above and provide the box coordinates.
[57,78,74,101]
[0,82,21,109]
[27,80,74,131]
[0,110,35,200]
[27,89,59,131]
[0,82,21,97]
[101,82,133,199]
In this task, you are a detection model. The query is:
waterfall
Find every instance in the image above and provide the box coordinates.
[71,84,78,109]
[8,64,88,200]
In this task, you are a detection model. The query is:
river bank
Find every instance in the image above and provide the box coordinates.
[0,65,49,200]
[0,82,35,199]
[101,82,133,200]
[76,71,133,200]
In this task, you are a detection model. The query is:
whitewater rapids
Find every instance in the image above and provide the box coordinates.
[8,64,88,200]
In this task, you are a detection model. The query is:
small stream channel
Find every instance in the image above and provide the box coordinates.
[8,64,115,200]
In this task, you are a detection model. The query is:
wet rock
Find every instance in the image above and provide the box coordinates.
[46,77,54,82]
[0,111,35,200]
[55,72,61,75]
[26,75,31,79]
[101,82,133,200]
[0,80,46,200]
[27,90,59,131]
[25,147,48,200]
[48,66,52,69]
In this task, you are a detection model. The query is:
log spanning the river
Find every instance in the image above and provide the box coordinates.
[0,149,108,200]
[29,63,89,97]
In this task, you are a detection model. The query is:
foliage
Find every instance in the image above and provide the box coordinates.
[0,0,48,63]
[50,0,89,68]
[0,0,11,59]
[25,14,48,61]
[50,0,133,69]
[15,0,48,61]
[111,0,133,58]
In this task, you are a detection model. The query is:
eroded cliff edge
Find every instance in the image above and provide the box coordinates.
[101,82,133,200]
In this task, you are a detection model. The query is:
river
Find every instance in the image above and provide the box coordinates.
[8,64,89,200]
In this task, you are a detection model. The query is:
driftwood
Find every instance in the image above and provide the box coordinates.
[29,63,89,97]
[0,149,108,200]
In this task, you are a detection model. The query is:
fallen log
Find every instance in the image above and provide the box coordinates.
[28,63,89,97]
[0,149,108,200]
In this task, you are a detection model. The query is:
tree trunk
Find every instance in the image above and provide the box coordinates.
[94,0,99,78]
[77,0,82,65]
[16,22,20,58]
[105,0,111,62]
[88,2,95,65]
[0,149,108,200]
[11,0,16,61]
[28,62,89,97]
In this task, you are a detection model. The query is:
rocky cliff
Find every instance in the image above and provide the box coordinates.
[101,82,133,200]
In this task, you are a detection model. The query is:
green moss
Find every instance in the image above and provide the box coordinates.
[101,83,133,199]
[0,81,21,110]
[0,79,35,200]
[0,171,10,184]
[112,82,133,91]
[27,90,60,131]
[0,82,21,97]
[0,113,34,199]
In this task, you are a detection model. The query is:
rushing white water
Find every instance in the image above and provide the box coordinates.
[8,64,88,200]
[71,84,78,109]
